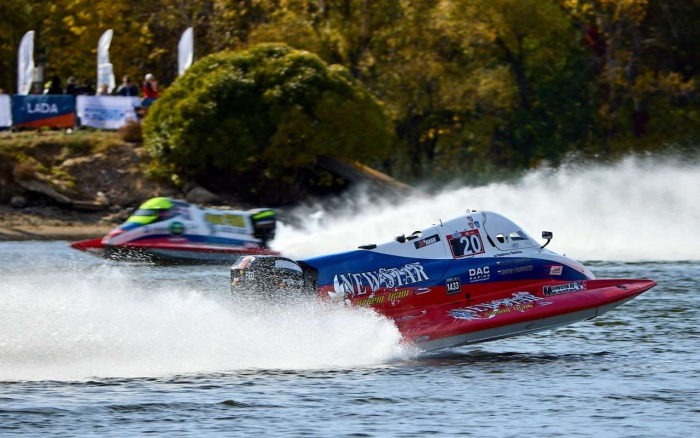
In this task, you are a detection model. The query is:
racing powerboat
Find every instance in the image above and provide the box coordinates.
[71,197,279,263]
[230,210,655,351]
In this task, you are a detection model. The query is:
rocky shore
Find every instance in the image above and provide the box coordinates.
[0,130,412,242]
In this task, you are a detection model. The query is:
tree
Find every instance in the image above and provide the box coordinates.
[143,43,394,202]
[0,0,32,93]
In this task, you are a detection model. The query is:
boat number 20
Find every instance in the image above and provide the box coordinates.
[448,230,485,258]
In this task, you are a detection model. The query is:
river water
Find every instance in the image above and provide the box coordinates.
[1,158,699,436]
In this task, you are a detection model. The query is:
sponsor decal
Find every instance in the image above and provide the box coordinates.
[220,226,249,235]
[468,266,490,283]
[233,256,255,269]
[414,335,430,343]
[447,229,485,258]
[448,292,551,321]
[414,234,441,249]
[245,270,255,280]
[494,250,523,258]
[497,265,534,276]
[446,277,462,294]
[169,221,185,236]
[387,289,410,302]
[496,258,530,266]
[355,295,385,307]
[467,215,475,229]
[12,95,76,128]
[276,278,304,289]
[332,262,430,299]
[474,221,480,229]
[205,213,246,228]
[543,281,586,296]
[394,310,427,323]
[26,102,59,114]
[550,265,563,276]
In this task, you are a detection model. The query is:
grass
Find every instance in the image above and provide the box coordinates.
[0,130,128,165]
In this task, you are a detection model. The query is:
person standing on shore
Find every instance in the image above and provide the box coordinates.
[65,76,79,95]
[79,80,95,95]
[45,77,62,95]
[143,74,159,99]
[116,75,139,96]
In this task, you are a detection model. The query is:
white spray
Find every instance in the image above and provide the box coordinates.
[0,266,410,381]
[275,157,700,261]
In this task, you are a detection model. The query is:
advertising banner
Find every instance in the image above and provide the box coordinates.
[11,95,76,128]
[97,30,115,94]
[0,95,11,127]
[178,27,194,76]
[17,31,35,95]
[76,95,141,129]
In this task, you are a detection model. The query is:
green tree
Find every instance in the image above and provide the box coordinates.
[143,43,394,202]
[0,0,32,93]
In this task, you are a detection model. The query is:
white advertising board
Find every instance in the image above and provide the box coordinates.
[76,95,141,129]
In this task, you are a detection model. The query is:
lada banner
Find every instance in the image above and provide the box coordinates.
[11,95,76,128]
[76,95,141,129]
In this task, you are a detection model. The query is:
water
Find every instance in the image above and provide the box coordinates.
[1,158,699,436]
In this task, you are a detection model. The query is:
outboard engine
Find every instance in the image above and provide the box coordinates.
[230,255,317,301]
[249,209,277,247]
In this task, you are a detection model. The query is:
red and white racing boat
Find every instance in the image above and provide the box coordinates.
[71,197,279,264]
[230,210,656,350]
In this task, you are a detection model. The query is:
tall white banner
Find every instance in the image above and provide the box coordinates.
[97,30,115,94]
[76,95,141,129]
[178,27,194,76]
[17,31,35,95]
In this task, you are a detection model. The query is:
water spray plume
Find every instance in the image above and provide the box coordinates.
[275,157,699,261]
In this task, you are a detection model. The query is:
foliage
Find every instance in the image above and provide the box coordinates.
[143,44,393,200]
[2,0,700,184]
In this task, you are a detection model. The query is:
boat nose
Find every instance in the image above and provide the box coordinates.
[102,228,126,245]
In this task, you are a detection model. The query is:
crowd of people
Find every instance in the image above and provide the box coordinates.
[29,74,160,98]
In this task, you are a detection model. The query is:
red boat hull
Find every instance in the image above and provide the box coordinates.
[71,238,279,264]
[393,279,655,350]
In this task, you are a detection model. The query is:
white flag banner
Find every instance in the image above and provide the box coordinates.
[0,94,11,127]
[97,30,115,93]
[17,31,35,95]
[178,27,194,76]
[76,95,141,129]
[97,63,116,94]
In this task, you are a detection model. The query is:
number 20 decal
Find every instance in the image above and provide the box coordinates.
[447,230,485,259]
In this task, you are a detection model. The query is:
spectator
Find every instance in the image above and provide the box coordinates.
[79,79,95,95]
[45,76,62,95]
[143,73,159,98]
[98,83,110,95]
[116,75,139,96]
[65,76,79,95]
[31,83,42,94]
[0,89,4,94]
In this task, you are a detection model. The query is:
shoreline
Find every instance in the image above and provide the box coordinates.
[0,224,112,242]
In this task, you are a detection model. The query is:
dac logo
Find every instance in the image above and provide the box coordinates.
[468,266,490,283]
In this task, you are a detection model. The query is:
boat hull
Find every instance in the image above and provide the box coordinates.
[71,238,279,264]
[397,279,655,351]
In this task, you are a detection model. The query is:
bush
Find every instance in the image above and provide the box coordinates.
[143,44,394,202]
[118,121,143,144]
